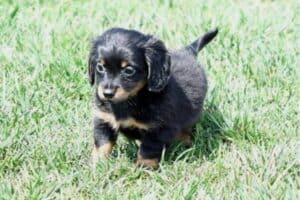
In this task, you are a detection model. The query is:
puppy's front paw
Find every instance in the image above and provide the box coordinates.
[90,143,114,167]
[136,154,159,169]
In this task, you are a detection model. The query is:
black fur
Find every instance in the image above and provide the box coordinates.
[143,37,171,92]
[186,28,218,56]
[89,27,218,166]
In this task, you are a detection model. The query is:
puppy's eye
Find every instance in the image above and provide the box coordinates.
[96,63,105,73]
[122,66,136,76]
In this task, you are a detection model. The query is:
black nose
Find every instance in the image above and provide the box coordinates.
[103,89,115,99]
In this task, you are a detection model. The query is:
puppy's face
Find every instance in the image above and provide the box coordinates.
[88,28,171,102]
[93,46,147,102]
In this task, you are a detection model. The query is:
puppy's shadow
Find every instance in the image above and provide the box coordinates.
[119,101,229,163]
[164,101,230,163]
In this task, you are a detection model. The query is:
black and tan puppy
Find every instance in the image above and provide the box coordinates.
[89,28,218,168]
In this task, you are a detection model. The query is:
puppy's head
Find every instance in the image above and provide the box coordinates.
[88,28,170,102]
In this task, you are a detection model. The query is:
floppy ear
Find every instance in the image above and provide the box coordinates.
[88,36,105,86]
[144,36,170,92]
[88,52,95,86]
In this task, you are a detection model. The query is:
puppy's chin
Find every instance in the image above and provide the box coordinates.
[100,96,129,103]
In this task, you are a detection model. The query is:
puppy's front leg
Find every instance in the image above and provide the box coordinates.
[91,118,117,166]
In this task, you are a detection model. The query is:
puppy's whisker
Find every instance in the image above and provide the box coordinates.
[127,98,137,107]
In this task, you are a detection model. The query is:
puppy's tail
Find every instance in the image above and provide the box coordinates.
[185,28,218,56]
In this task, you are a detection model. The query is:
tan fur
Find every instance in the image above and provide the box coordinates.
[97,80,145,102]
[120,118,149,130]
[94,109,119,129]
[129,81,146,96]
[97,86,105,99]
[136,154,159,169]
[114,81,146,100]
[91,143,114,166]
[135,140,141,147]
[176,131,192,146]
[99,59,105,65]
[121,60,128,68]
[114,87,128,100]
[94,109,150,130]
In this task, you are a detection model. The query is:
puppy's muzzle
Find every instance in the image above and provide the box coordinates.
[103,88,116,99]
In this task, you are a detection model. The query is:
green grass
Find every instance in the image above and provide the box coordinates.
[0,0,299,199]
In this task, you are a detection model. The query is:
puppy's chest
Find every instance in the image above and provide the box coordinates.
[94,105,151,130]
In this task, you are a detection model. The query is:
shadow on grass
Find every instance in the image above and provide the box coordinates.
[163,101,230,164]
[119,101,230,164]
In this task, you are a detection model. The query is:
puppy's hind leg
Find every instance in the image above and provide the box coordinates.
[136,137,165,169]
[175,128,193,147]
[136,127,178,169]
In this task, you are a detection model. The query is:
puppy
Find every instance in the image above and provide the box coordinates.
[88,28,218,168]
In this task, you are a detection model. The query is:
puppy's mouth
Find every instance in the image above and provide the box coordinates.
[101,96,129,103]
[97,81,145,103]
[97,86,130,103]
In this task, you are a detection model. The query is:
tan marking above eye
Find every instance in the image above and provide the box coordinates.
[121,60,128,68]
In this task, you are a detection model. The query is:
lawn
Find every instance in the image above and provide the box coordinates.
[0,0,299,199]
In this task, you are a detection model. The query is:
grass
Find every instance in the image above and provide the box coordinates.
[0,0,299,199]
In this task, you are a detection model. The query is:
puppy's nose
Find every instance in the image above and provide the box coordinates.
[103,88,115,99]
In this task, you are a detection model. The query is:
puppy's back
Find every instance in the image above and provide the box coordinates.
[167,29,217,127]
[170,50,207,124]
